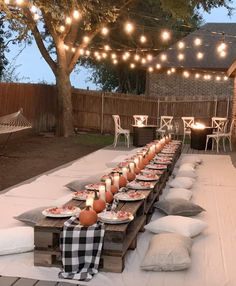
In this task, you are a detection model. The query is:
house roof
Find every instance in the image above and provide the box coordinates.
[150,23,236,75]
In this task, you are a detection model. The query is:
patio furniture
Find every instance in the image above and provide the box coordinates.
[191,126,214,150]
[181,117,194,144]
[0,108,32,154]
[211,117,227,133]
[112,115,130,148]
[157,116,173,137]
[133,115,148,126]
[133,124,157,147]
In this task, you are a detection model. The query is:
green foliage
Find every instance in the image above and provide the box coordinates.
[0,18,9,81]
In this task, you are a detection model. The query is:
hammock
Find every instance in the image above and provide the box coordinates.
[0,108,32,135]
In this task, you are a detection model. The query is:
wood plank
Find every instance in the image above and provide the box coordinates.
[0,276,19,286]
[13,278,38,286]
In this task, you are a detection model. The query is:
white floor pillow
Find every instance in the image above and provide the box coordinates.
[168,177,195,189]
[176,169,197,178]
[145,215,207,237]
[180,156,202,166]
[164,188,193,201]
[0,227,34,255]
[141,233,192,271]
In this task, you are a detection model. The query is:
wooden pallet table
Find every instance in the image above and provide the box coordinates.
[34,141,182,273]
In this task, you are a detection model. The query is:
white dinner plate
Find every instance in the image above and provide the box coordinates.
[98,211,134,224]
[42,206,80,218]
[73,191,95,201]
[114,191,145,201]
[136,174,159,181]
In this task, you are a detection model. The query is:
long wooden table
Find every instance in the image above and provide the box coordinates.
[34,143,181,273]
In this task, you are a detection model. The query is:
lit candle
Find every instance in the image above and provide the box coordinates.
[113,173,120,189]
[105,178,111,192]
[86,195,94,207]
[99,185,106,201]
[122,167,128,179]
[134,157,139,167]
[129,162,135,173]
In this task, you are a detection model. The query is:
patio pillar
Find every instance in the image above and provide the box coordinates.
[233,77,236,121]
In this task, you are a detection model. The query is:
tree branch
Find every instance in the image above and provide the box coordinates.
[23,7,57,74]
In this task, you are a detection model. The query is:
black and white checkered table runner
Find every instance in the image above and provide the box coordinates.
[58,216,105,281]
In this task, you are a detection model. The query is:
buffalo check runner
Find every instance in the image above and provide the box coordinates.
[58,216,105,281]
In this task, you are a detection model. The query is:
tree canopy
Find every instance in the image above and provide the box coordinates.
[0,17,9,81]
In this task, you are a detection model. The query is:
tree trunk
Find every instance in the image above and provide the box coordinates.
[55,68,74,137]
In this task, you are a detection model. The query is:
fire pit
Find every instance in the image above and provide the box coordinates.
[190,123,214,150]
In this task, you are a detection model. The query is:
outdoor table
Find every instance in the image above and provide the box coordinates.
[190,127,214,150]
[132,125,157,147]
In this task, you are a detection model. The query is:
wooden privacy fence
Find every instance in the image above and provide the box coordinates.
[0,82,233,134]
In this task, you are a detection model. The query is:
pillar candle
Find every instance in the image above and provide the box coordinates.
[99,185,106,201]
[129,162,135,173]
[105,178,111,192]
[86,196,94,207]
[134,158,139,168]
[113,173,120,189]
[122,167,128,179]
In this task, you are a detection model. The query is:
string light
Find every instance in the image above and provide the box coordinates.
[64,44,69,51]
[195,73,200,79]
[125,22,134,34]
[171,67,176,73]
[59,25,65,32]
[217,42,227,52]
[16,0,23,5]
[156,63,161,69]
[113,59,118,65]
[134,54,140,61]
[148,67,154,72]
[83,36,90,43]
[141,58,147,64]
[71,47,76,53]
[160,54,167,61]
[140,35,147,43]
[65,17,72,25]
[216,76,221,81]
[102,52,107,58]
[161,30,170,41]
[101,27,109,36]
[224,76,228,81]
[146,54,153,61]
[183,71,190,78]
[220,50,227,57]
[194,38,202,46]
[178,53,184,60]
[104,45,110,51]
[197,52,204,59]
[167,70,171,75]
[178,41,185,49]
[73,10,80,20]
[111,53,117,59]
[79,48,85,55]
[130,63,136,69]
[85,50,91,56]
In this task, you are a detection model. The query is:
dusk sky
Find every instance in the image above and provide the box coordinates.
[6,3,236,90]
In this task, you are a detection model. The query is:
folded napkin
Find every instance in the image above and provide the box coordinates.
[59,216,105,281]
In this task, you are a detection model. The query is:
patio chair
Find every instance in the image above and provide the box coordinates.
[205,119,232,153]
[112,115,130,148]
[181,117,195,144]
[133,115,148,126]
[211,117,227,134]
[157,116,173,137]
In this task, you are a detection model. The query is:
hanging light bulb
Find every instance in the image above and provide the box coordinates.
[161,30,170,41]
[140,35,147,43]
[148,67,154,72]
[113,59,118,65]
[111,53,117,59]
[59,25,65,32]
[197,52,204,60]
[85,50,90,56]
[125,22,134,34]
[130,63,136,69]
[195,73,200,79]
[122,54,128,61]
[104,45,110,51]
[220,50,227,58]
[183,71,190,78]
[134,54,140,61]
[178,41,185,49]
[79,48,85,55]
[64,44,69,51]
[224,76,228,81]
[171,67,176,73]
[71,47,76,53]
[146,54,153,61]
[73,10,80,20]
[178,53,184,61]
[102,52,107,58]
[167,70,171,75]
[124,51,130,58]
[194,38,202,46]
[216,76,221,81]
[83,36,90,43]
[141,58,147,64]
[94,51,99,57]
[96,55,102,61]
[65,17,72,25]
[101,27,109,36]
[156,63,161,69]
[160,54,167,61]
[217,42,227,52]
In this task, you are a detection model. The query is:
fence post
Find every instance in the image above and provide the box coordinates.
[214,98,218,116]
[226,97,230,118]
[101,92,104,134]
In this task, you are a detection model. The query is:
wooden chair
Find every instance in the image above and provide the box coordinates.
[181,117,195,144]
[157,116,173,137]
[211,117,227,134]
[218,119,235,151]
[112,115,130,148]
[133,115,148,126]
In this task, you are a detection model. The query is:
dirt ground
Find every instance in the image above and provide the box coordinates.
[0,131,113,192]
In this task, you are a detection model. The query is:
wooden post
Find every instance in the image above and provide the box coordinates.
[214,98,218,117]
[226,96,230,118]
[101,92,104,134]
[157,99,160,126]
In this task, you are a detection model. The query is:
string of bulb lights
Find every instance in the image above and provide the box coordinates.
[3,0,234,82]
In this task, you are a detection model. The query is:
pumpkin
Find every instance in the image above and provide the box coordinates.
[127,171,136,182]
[93,191,106,213]
[79,206,97,226]
[119,175,127,187]
[134,166,141,174]
[142,156,149,165]
[110,184,118,194]
[105,190,114,203]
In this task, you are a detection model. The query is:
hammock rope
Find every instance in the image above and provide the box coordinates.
[0,108,32,134]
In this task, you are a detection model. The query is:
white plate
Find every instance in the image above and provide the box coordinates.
[42,206,81,218]
[98,211,134,224]
[136,174,159,181]
[127,181,155,190]
[73,191,95,201]
[114,192,145,201]
[146,164,167,170]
